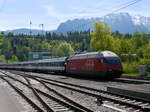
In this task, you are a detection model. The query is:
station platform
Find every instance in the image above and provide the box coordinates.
[118,77,150,84]
[107,84,150,100]
[0,85,23,112]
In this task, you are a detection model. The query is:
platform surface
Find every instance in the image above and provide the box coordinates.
[107,84,150,100]
[0,85,22,112]
[119,77,150,84]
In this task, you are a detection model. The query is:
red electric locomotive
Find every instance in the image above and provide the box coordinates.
[66,51,123,78]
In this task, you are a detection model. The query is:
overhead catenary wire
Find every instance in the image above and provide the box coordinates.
[94,0,141,13]
[110,0,142,14]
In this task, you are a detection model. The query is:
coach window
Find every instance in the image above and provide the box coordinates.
[43,63,46,66]
[39,63,42,66]
[40,63,42,66]
[43,63,45,66]
[50,62,52,66]
[46,63,48,66]
[53,62,56,66]
[52,62,54,66]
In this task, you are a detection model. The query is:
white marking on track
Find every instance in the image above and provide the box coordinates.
[103,104,127,112]
[29,79,39,84]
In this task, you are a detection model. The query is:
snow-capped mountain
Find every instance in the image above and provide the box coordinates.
[56,12,150,34]
[3,13,150,34]
[133,15,150,31]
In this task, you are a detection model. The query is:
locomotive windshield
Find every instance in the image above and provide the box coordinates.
[100,57,121,65]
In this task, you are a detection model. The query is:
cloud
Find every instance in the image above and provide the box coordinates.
[45,0,140,22]
[45,4,107,22]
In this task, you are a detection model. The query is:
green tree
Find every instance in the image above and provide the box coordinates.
[0,38,4,46]
[16,46,31,61]
[55,42,74,57]
[0,55,6,63]
[139,45,150,71]
[132,32,148,49]
[118,39,133,54]
[1,39,13,60]
[0,33,4,37]
[143,45,150,59]
[90,22,115,51]
[39,41,51,51]
[9,55,19,62]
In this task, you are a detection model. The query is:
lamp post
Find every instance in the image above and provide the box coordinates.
[39,24,45,40]
[30,21,32,36]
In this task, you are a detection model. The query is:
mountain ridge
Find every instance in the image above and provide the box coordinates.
[2,12,150,34]
[56,12,150,34]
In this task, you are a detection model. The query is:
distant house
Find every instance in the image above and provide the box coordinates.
[28,52,52,61]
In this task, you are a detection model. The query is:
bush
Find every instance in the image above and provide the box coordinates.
[55,42,74,57]
[123,62,139,74]
[139,58,150,72]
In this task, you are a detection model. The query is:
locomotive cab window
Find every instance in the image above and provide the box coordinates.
[99,58,104,63]
[104,57,120,65]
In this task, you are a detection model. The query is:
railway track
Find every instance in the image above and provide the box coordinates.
[8,70,150,112]
[0,76,45,112]
[2,70,150,111]
[0,70,93,112]
[29,76,150,112]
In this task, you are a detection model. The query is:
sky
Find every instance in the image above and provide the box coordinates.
[0,0,149,31]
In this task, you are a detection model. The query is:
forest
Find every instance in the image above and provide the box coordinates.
[0,22,150,74]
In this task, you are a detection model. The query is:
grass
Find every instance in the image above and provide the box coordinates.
[122,73,150,77]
